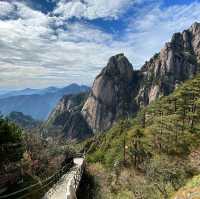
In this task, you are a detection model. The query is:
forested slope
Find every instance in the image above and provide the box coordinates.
[83,75,200,199]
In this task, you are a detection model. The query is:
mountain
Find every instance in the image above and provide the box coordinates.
[0,84,89,99]
[82,54,139,133]
[45,22,200,139]
[81,22,200,133]
[136,22,200,106]
[44,92,92,140]
[6,111,40,129]
[0,88,42,99]
[0,84,90,120]
[46,54,139,138]
[84,74,200,199]
[0,90,10,95]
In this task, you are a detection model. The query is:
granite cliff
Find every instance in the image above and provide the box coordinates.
[82,54,140,133]
[137,22,200,105]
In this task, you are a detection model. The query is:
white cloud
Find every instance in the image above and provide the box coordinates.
[0,1,15,17]
[56,22,113,43]
[0,1,119,89]
[1,0,200,89]
[53,0,133,20]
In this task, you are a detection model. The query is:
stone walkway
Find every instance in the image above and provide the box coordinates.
[43,158,84,199]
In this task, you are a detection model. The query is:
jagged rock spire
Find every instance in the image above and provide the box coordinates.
[81,53,138,133]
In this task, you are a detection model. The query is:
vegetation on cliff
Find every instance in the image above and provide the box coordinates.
[84,75,200,199]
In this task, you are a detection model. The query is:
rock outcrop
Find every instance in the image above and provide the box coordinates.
[44,92,92,140]
[81,53,140,133]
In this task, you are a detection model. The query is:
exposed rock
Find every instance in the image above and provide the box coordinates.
[44,92,92,140]
[81,54,139,133]
[82,22,200,134]
[137,22,200,106]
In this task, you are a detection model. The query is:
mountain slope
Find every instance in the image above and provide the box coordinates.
[84,74,200,199]
[44,92,92,139]
[0,84,90,120]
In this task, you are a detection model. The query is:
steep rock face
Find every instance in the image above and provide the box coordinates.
[81,54,140,133]
[137,22,200,106]
[44,92,92,140]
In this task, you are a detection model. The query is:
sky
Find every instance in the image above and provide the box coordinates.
[0,0,200,89]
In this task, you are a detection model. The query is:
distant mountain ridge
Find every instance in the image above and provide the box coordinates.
[0,84,90,120]
[0,84,89,99]
[0,90,9,95]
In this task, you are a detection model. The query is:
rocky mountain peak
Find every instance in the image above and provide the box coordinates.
[189,22,200,63]
[137,22,200,106]
[170,32,184,49]
[190,22,200,34]
[81,53,137,133]
[100,53,134,81]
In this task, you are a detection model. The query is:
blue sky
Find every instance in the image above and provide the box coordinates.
[0,0,200,89]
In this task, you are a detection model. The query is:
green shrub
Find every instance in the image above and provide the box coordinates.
[87,150,104,163]
[0,118,23,144]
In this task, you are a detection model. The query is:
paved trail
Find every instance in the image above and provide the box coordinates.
[43,158,84,199]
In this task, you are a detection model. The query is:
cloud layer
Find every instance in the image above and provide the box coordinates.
[0,0,200,89]
[53,0,133,20]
